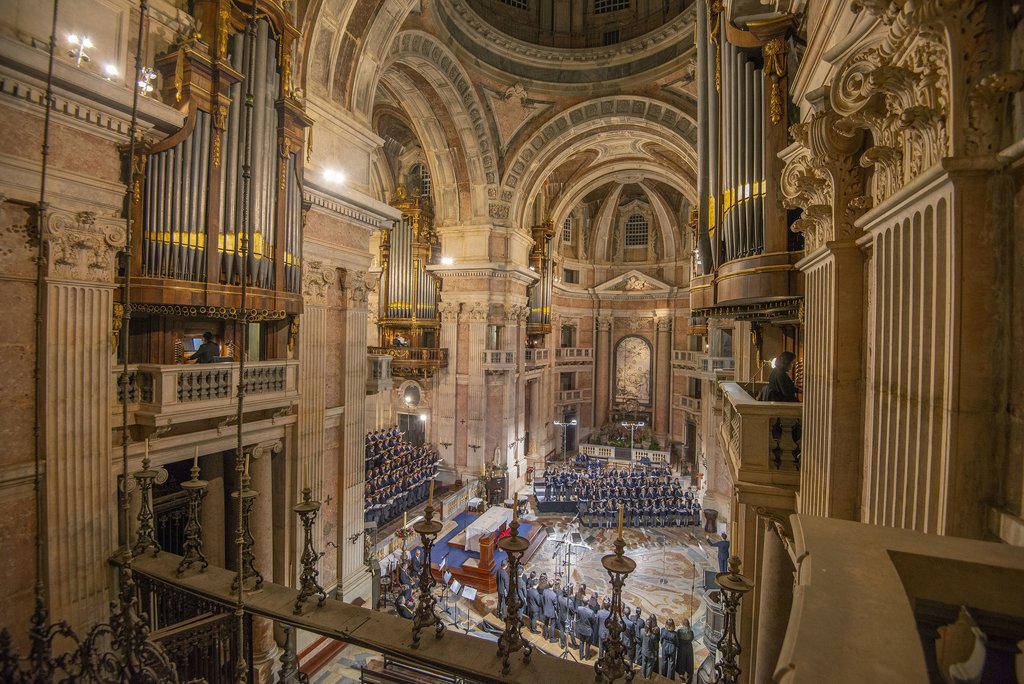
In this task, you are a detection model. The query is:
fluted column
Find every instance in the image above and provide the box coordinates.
[43,210,123,631]
[436,301,459,469]
[339,269,374,602]
[298,262,333,584]
[654,317,672,443]
[594,315,613,428]
[464,303,488,476]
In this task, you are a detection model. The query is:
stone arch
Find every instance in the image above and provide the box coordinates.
[501,97,697,227]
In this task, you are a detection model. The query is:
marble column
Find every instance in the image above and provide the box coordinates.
[199,452,225,567]
[43,209,123,631]
[594,315,613,428]
[249,441,281,681]
[654,317,672,444]
[754,520,793,684]
[339,270,374,602]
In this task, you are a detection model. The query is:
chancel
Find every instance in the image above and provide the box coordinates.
[1,0,1023,682]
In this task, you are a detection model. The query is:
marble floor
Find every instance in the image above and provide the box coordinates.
[309,502,718,681]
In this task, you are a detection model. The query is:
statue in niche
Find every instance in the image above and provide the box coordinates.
[614,336,651,405]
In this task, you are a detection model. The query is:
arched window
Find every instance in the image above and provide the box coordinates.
[624,214,648,246]
[562,216,573,243]
[595,0,630,14]
[408,163,431,198]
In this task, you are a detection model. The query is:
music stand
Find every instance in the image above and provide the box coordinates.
[449,580,463,627]
[441,570,453,612]
[457,586,477,634]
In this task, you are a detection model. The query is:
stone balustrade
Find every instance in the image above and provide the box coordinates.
[554,347,593,364]
[718,381,802,488]
[523,348,550,366]
[676,394,702,412]
[114,360,299,426]
[556,388,592,404]
[481,350,516,370]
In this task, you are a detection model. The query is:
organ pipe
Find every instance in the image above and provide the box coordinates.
[132,6,307,307]
[379,189,440,345]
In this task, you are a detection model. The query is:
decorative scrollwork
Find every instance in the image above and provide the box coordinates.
[127,303,288,321]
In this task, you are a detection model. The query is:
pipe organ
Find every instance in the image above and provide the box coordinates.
[377,186,440,347]
[129,1,309,323]
[527,220,555,337]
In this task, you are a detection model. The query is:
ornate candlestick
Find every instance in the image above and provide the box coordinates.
[596,509,636,683]
[410,492,445,646]
[231,474,264,592]
[712,556,754,684]
[293,487,327,614]
[496,499,533,674]
[132,451,164,557]
[176,461,209,576]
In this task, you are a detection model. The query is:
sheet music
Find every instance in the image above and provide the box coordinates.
[450,580,463,596]
[461,586,478,601]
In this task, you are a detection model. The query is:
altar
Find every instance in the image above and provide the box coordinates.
[464,506,512,552]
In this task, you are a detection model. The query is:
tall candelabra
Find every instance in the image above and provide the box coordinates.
[293,487,327,614]
[496,506,533,674]
[176,462,209,576]
[410,499,445,646]
[132,454,162,557]
[596,511,636,683]
[712,556,754,684]
[231,474,264,592]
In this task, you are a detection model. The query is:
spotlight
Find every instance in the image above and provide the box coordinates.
[103,63,118,79]
[323,168,345,184]
[67,34,93,67]
[419,414,427,422]
[440,256,454,266]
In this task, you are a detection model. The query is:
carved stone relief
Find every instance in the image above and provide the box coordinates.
[45,210,126,283]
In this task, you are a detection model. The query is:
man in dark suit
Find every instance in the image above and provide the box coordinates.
[410,548,424,577]
[394,594,414,619]
[496,559,510,619]
[526,577,542,634]
[622,607,636,665]
[642,615,660,679]
[633,607,645,666]
[595,597,611,659]
[542,580,559,642]
[517,570,528,617]
[676,618,695,684]
[709,533,731,573]
[398,562,413,602]
[557,584,576,649]
[575,596,596,660]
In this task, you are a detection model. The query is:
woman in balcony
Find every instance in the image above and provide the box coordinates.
[758,351,799,402]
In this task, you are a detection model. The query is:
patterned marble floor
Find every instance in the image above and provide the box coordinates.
[310,505,717,681]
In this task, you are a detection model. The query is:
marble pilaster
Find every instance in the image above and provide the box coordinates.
[654,316,672,443]
[43,208,123,631]
[594,315,613,428]
[436,301,459,470]
[339,269,374,602]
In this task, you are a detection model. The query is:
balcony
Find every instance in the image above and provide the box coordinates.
[368,346,449,379]
[482,350,516,371]
[777,514,1024,682]
[115,360,299,427]
[718,381,802,489]
[672,350,700,369]
[676,395,702,412]
[524,348,550,368]
[556,388,592,404]
[555,347,593,365]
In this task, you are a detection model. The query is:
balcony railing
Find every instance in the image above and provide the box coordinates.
[368,346,449,379]
[676,395,702,412]
[482,350,517,371]
[555,347,593,364]
[702,356,736,373]
[115,360,299,426]
[524,348,550,366]
[672,350,701,369]
[556,388,592,404]
[718,381,802,487]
